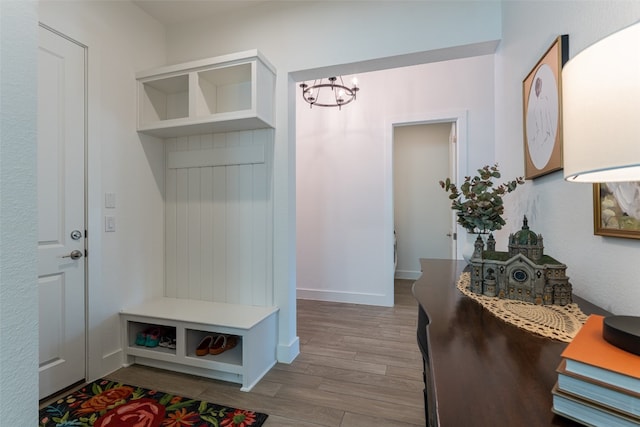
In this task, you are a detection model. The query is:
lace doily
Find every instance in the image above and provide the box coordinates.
[456,272,587,342]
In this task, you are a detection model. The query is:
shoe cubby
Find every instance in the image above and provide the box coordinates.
[120,297,278,391]
[136,49,275,138]
[185,330,243,366]
[127,321,176,355]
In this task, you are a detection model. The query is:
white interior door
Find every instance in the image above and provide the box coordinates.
[38,25,86,399]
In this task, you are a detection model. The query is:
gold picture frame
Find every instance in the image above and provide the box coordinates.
[522,35,569,180]
[593,182,640,239]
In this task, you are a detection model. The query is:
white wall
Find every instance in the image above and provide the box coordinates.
[164,2,502,67]
[0,2,39,424]
[38,1,167,380]
[496,1,640,315]
[297,56,495,305]
[158,1,502,348]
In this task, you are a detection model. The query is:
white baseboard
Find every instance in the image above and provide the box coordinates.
[87,348,123,383]
[296,288,393,307]
[277,336,300,364]
[394,270,422,280]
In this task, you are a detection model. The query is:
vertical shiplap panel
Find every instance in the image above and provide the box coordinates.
[225,132,241,304]
[187,135,202,299]
[175,136,190,299]
[212,133,227,302]
[164,137,178,298]
[164,129,274,307]
[237,132,254,304]
[265,129,275,305]
[251,130,268,306]
[199,133,214,301]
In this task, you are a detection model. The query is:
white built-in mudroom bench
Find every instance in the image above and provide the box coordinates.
[121,50,278,392]
[120,299,278,391]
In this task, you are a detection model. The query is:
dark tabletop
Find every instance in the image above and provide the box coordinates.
[412,258,611,426]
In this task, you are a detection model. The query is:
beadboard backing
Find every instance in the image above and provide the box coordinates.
[164,130,274,306]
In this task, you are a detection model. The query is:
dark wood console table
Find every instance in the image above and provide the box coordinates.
[412,259,610,426]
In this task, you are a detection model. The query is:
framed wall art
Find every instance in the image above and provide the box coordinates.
[593,182,640,239]
[522,35,569,180]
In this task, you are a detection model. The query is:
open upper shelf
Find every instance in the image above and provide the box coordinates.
[137,50,275,138]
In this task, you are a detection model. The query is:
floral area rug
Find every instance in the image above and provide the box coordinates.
[457,272,588,342]
[39,379,268,427]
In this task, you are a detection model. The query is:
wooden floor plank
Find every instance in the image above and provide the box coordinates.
[318,378,424,409]
[340,411,422,427]
[275,385,424,425]
[295,352,388,375]
[305,364,424,393]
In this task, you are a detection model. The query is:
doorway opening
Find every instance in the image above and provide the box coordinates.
[393,121,456,280]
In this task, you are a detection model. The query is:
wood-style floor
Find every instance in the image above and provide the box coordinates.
[103,279,425,426]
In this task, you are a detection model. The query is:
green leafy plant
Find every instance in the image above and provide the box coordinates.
[439,164,524,234]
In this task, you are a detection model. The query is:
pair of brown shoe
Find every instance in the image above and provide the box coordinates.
[195,334,238,356]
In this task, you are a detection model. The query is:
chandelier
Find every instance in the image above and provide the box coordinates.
[299,76,359,109]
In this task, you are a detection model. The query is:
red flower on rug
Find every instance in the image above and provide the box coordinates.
[220,409,259,427]
[76,385,135,414]
[95,398,165,427]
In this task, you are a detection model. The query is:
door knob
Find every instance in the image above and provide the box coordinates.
[62,250,83,260]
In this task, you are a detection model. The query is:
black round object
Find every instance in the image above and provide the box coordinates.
[602,315,640,356]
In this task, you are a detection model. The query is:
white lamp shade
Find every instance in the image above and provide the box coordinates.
[563,21,640,183]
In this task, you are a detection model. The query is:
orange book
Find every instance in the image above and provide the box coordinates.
[561,315,640,393]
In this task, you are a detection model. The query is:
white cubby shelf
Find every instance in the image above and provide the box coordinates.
[136,49,275,138]
[120,298,279,391]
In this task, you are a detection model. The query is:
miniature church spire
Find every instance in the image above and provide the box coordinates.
[472,234,484,260]
[486,233,496,252]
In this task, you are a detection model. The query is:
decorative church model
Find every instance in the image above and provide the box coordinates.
[469,216,572,306]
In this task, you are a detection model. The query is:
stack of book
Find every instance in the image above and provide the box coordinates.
[553,314,640,426]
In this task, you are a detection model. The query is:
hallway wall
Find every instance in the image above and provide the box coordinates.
[496,1,640,315]
[0,2,38,424]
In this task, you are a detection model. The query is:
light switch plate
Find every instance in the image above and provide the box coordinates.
[105,192,116,209]
[105,215,116,232]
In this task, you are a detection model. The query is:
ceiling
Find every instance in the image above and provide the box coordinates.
[132,0,271,25]
[131,0,500,80]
